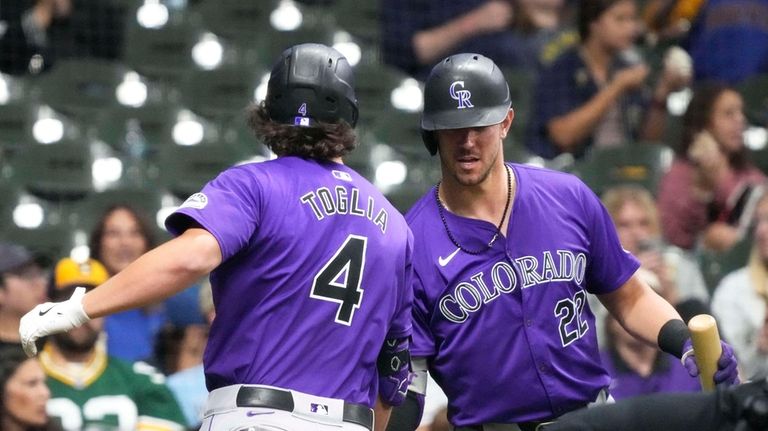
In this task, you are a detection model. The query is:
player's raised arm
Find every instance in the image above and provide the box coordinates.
[19,227,222,356]
[83,227,222,317]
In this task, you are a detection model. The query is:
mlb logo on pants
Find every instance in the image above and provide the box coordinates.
[310,403,329,415]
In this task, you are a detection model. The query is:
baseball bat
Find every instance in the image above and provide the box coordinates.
[688,314,722,391]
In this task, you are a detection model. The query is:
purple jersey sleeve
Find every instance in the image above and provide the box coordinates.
[166,166,261,260]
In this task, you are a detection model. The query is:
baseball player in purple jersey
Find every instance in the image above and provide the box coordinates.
[18,44,413,431]
[386,53,739,431]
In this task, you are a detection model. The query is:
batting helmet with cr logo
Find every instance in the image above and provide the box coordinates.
[421,53,512,155]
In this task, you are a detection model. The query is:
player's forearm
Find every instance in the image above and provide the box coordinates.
[82,228,222,318]
[599,273,682,347]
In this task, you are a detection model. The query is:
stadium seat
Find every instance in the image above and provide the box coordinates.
[749,147,768,177]
[384,159,440,214]
[2,224,82,263]
[124,12,201,84]
[737,73,768,126]
[369,109,423,158]
[179,65,263,122]
[220,115,273,157]
[699,236,753,295]
[0,182,21,230]
[0,99,36,152]
[37,59,128,123]
[156,143,251,199]
[260,24,336,67]
[97,104,179,159]
[500,67,534,147]
[572,142,674,197]
[192,0,273,46]
[353,62,412,129]
[332,0,380,45]
[8,140,94,201]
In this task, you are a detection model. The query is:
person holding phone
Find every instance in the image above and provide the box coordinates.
[657,82,766,253]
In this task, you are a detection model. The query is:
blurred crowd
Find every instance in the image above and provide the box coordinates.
[2,0,768,430]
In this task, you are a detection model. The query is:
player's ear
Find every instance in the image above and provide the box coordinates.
[501,108,514,139]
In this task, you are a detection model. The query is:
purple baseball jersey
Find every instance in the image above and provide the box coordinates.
[165,156,413,408]
[405,163,639,426]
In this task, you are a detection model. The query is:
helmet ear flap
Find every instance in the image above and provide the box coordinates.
[421,130,438,156]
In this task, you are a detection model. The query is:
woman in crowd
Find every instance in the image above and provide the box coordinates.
[0,345,58,431]
[658,82,766,252]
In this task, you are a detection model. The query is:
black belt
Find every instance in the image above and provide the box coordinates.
[454,420,552,431]
[235,386,373,430]
[455,421,547,431]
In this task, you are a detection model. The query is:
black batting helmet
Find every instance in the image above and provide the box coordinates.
[266,43,359,128]
[421,53,511,155]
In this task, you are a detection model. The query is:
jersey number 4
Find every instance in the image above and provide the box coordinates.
[311,234,367,326]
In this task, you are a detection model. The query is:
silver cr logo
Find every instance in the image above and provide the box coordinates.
[449,81,474,109]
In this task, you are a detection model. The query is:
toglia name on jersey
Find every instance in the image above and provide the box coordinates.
[300,186,389,234]
[439,250,587,323]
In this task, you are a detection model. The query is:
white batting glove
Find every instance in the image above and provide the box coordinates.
[19,287,91,357]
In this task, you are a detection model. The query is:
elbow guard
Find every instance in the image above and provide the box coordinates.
[377,336,412,406]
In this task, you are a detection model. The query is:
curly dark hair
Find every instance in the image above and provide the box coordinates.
[247,102,358,159]
[679,81,747,169]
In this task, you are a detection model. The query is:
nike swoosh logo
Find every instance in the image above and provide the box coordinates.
[38,306,55,316]
[246,411,272,417]
[438,247,461,267]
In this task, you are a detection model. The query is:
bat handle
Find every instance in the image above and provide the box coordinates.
[688,314,722,391]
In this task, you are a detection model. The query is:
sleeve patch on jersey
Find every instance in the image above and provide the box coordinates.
[180,193,208,210]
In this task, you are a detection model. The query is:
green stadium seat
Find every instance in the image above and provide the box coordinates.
[369,109,424,158]
[37,59,128,123]
[0,99,36,152]
[8,140,94,201]
[383,159,439,214]
[260,24,336,67]
[749,147,768,176]
[124,12,201,83]
[354,62,412,128]
[1,224,81,263]
[332,0,380,45]
[737,73,768,126]
[192,0,273,46]
[572,142,674,197]
[179,65,263,122]
[0,182,22,230]
[97,104,179,158]
[500,67,534,147]
[698,236,753,295]
[156,143,252,199]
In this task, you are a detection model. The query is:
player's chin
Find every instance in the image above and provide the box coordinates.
[455,173,485,187]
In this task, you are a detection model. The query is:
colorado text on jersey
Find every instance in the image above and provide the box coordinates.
[438,249,587,323]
